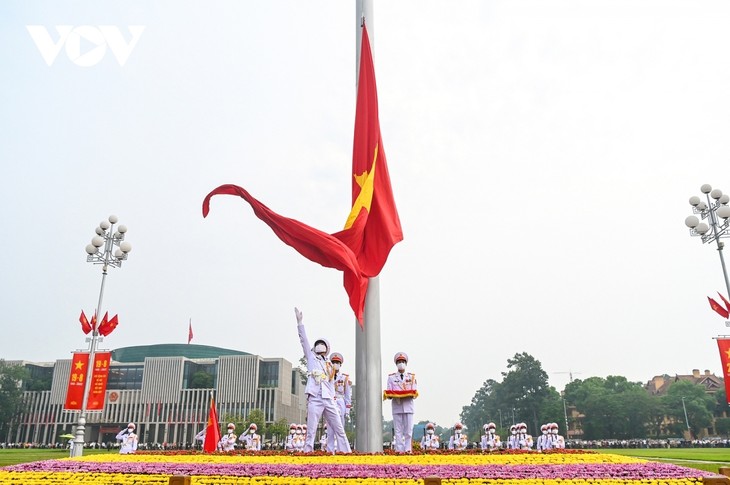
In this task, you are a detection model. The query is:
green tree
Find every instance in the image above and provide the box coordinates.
[267,418,289,446]
[564,376,651,439]
[662,381,715,439]
[460,379,501,442]
[189,371,214,389]
[498,353,552,434]
[714,388,728,417]
[0,361,29,440]
[715,417,730,437]
[245,409,266,437]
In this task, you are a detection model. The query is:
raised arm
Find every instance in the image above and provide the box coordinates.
[295,307,312,360]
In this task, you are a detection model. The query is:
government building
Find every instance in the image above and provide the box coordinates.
[7,344,307,446]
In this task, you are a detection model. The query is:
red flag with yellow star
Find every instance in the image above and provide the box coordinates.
[708,296,729,319]
[716,338,730,404]
[203,394,221,453]
[202,24,401,325]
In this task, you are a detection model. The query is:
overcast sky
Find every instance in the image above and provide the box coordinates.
[2,0,730,428]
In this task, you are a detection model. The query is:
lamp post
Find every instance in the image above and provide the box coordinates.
[681,396,691,439]
[684,184,730,300]
[71,215,131,457]
[562,398,570,441]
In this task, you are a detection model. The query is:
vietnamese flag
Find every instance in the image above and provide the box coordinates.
[98,314,119,337]
[203,394,221,453]
[202,24,401,325]
[708,296,729,319]
[79,311,92,335]
[716,338,730,404]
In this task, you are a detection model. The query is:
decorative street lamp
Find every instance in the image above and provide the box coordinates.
[684,184,730,300]
[71,215,131,457]
[681,396,691,439]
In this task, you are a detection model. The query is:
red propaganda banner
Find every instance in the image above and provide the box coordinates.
[64,352,90,410]
[717,338,730,404]
[86,352,111,410]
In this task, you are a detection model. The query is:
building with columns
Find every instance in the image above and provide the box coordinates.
[7,344,306,446]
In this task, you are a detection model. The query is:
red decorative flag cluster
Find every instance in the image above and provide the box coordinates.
[202,24,402,325]
[203,394,221,453]
[79,310,119,336]
[716,338,730,404]
[708,292,730,319]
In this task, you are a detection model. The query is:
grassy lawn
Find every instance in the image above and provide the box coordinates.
[594,448,730,473]
[0,448,111,467]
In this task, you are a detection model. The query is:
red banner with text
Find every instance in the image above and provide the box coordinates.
[86,352,111,410]
[64,352,90,410]
[717,338,730,404]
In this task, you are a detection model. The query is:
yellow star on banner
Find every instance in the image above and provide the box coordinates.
[725,348,730,360]
[74,361,84,371]
[344,144,378,230]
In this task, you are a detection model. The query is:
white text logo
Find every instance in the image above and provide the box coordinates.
[26,25,145,67]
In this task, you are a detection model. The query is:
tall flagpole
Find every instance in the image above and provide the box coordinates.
[355,0,383,453]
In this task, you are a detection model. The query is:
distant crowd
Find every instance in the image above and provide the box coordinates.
[566,439,730,449]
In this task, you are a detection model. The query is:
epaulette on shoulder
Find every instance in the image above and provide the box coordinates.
[389,372,397,376]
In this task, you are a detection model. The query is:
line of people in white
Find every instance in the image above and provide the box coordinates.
[112,307,564,454]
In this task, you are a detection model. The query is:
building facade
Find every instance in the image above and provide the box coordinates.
[7,344,306,446]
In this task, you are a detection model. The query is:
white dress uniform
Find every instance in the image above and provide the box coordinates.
[386,352,417,453]
[219,425,237,452]
[448,425,468,450]
[285,425,297,451]
[327,352,351,453]
[115,423,138,454]
[297,314,351,453]
[239,425,261,451]
[550,423,565,449]
[507,426,518,449]
[420,428,440,450]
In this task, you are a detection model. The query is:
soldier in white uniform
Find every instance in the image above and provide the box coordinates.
[550,422,565,449]
[285,423,297,451]
[487,422,500,450]
[536,424,549,451]
[479,424,490,450]
[239,423,261,451]
[294,424,305,451]
[219,423,237,451]
[327,352,351,453]
[420,422,440,450]
[385,352,417,453]
[295,308,351,453]
[517,422,533,450]
[115,422,138,454]
[507,425,518,449]
[448,422,468,450]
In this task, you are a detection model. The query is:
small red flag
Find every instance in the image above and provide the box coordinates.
[708,296,729,319]
[188,319,194,344]
[203,394,221,453]
[718,292,730,314]
[96,312,110,335]
[99,314,119,337]
[79,311,92,335]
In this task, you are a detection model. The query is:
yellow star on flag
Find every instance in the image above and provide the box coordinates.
[344,144,377,230]
[74,361,84,370]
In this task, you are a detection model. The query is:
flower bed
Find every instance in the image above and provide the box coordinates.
[0,450,721,485]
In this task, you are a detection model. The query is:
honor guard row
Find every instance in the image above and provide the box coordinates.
[536,422,565,451]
